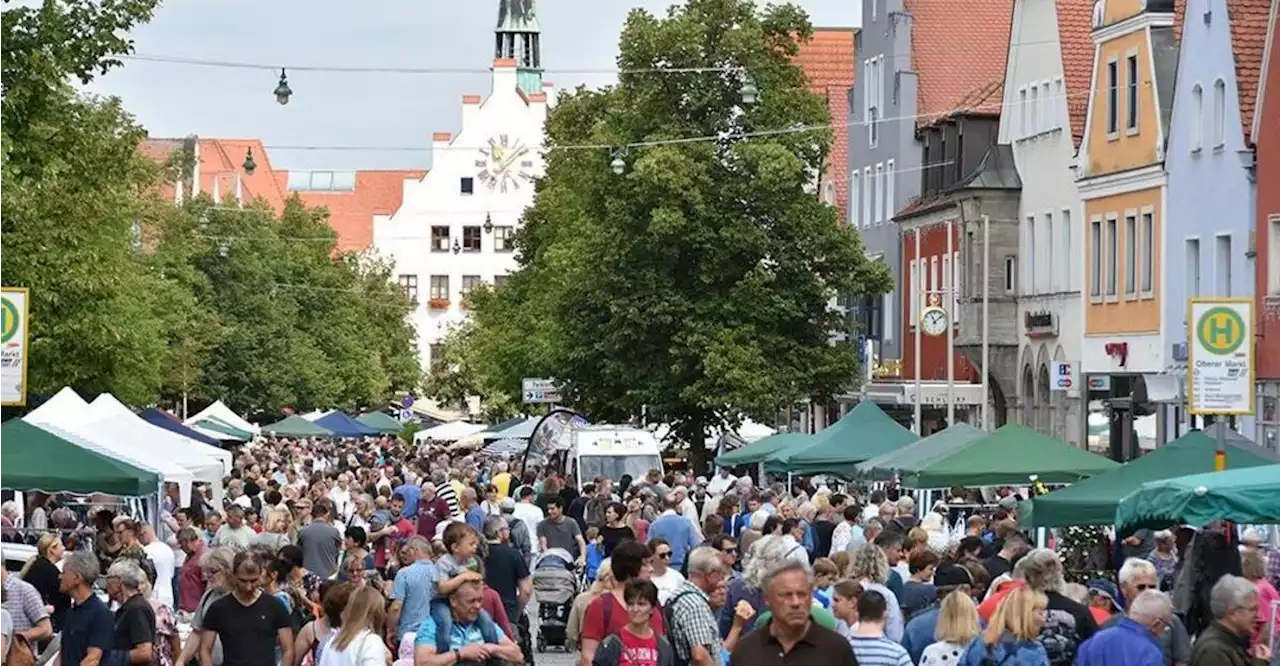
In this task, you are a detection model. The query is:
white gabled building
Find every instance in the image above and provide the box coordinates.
[373,1,554,371]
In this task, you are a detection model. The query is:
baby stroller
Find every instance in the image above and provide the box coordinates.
[532,548,581,652]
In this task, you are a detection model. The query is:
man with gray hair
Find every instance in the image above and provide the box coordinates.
[58,552,114,666]
[665,547,725,666]
[498,497,532,562]
[1075,589,1173,666]
[1189,574,1272,664]
[105,560,156,665]
[1101,558,1190,666]
[482,515,532,665]
[731,560,857,666]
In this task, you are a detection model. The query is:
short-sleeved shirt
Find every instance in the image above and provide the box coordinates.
[665,582,721,663]
[114,594,156,651]
[729,619,858,666]
[298,522,343,579]
[202,592,291,666]
[483,543,530,618]
[2,575,49,633]
[537,517,583,559]
[413,615,491,651]
[434,555,478,597]
[391,560,438,639]
[581,590,667,643]
[60,596,115,666]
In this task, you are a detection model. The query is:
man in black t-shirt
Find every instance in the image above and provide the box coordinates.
[105,560,155,666]
[199,553,293,666]
[482,516,534,666]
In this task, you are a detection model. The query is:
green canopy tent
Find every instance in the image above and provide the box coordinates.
[1026,429,1278,527]
[1115,464,1280,534]
[854,423,987,481]
[192,416,253,441]
[715,432,815,467]
[1,419,161,496]
[770,402,918,476]
[901,424,1119,489]
[356,411,404,435]
[261,415,335,438]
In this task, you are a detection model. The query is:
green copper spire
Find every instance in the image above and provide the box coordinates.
[495,0,543,95]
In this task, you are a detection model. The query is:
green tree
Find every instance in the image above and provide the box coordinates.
[2,0,170,404]
[461,0,891,470]
[423,318,521,423]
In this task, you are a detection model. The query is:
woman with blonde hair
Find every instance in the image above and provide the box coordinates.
[847,542,904,641]
[920,590,982,666]
[252,507,293,551]
[567,559,614,650]
[959,587,1049,666]
[317,587,388,666]
[19,534,68,629]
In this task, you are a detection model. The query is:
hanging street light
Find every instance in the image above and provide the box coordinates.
[217,243,229,258]
[739,73,759,105]
[242,148,257,175]
[483,212,494,234]
[610,149,627,175]
[274,68,293,106]
[452,238,462,254]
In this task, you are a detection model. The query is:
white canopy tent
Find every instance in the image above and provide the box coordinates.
[650,418,777,450]
[300,409,332,422]
[184,399,260,435]
[414,421,486,443]
[88,394,233,475]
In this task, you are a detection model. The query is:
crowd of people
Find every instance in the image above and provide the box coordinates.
[2,432,1278,666]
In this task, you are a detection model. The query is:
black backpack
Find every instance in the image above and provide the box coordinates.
[661,589,704,666]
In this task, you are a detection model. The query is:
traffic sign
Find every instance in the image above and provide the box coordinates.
[1,287,30,407]
[401,394,416,408]
[1187,298,1254,415]
[397,409,414,421]
[1051,362,1074,392]
[522,377,561,404]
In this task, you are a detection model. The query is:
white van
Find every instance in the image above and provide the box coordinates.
[569,426,664,488]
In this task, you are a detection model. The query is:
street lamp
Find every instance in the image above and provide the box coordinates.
[216,243,229,258]
[483,212,494,234]
[452,238,461,254]
[739,74,760,105]
[274,68,293,106]
[610,148,627,175]
[242,148,257,175]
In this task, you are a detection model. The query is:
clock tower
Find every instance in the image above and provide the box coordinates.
[495,0,542,96]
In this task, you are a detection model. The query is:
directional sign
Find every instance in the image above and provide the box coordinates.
[522,377,561,404]
[1,287,30,406]
[1187,298,1254,415]
[1051,361,1074,392]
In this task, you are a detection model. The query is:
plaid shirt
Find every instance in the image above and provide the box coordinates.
[1267,547,1280,590]
[3,575,49,634]
[666,580,722,663]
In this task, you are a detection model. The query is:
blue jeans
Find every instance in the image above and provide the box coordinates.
[429,598,454,648]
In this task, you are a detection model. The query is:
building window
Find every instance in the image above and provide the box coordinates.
[930,255,940,301]
[942,253,952,316]
[1212,78,1226,147]
[428,344,444,370]
[1191,84,1204,151]
[429,275,450,302]
[494,225,515,252]
[1030,85,1040,135]
[1004,256,1018,294]
[883,291,894,342]
[1126,53,1139,131]
[460,275,482,300]
[850,172,861,227]
[1090,218,1102,298]
[1186,237,1201,298]
[862,167,872,226]
[431,226,450,252]
[397,274,419,303]
[1106,59,1119,136]
[874,163,885,223]
[1268,215,1280,295]
[823,182,836,205]
[885,160,895,222]
[1040,81,1051,132]
[1140,211,1154,293]
[1044,212,1054,293]
[1053,78,1064,128]
[1124,213,1137,296]
[1024,215,1036,295]
[1061,209,1072,290]
[460,177,475,195]
[952,250,961,323]
[1019,87,1028,137]
[909,258,919,322]
[1105,217,1118,296]
[493,274,509,290]
[1216,234,1232,295]
[462,225,481,252]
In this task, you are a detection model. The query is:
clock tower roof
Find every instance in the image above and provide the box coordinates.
[494,0,542,95]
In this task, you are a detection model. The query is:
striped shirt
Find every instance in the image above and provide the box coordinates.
[848,635,913,666]
[436,483,462,519]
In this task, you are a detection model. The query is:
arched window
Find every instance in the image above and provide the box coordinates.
[1212,78,1226,147]
[823,181,836,205]
[1190,83,1203,151]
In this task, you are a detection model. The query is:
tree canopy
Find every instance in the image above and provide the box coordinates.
[434,0,891,468]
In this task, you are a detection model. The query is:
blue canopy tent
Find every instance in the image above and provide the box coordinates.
[314,412,381,438]
[139,408,224,447]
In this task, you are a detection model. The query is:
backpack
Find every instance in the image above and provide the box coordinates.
[592,633,675,666]
[661,590,703,666]
[433,608,502,665]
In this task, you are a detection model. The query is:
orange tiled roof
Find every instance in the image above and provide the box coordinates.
[1056,0,1096,147]
[289,170,426,253]
[793,28,857,219]
[1227,0,1272,146]
[145,137,289,213]
[906,0,1015,127]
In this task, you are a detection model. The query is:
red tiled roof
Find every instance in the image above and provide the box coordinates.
[290,170,426,253]
[1056,0,1096,147]
[793,28,857,220]
[907,0,1015,127]
[145,137,288,213]
[1227,0,1272,146]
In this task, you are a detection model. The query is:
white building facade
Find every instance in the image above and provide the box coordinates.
[373,4,553,370]
[997,0,1090,445]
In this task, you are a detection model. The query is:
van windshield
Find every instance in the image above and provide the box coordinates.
[577,454,663,484]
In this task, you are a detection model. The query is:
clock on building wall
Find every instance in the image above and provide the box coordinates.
[475,134,533,193]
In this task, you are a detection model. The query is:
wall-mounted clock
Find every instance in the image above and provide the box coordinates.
[475,134,533,193]
[919,306,950,337]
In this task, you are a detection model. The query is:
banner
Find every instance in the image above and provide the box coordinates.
[1,287,31,406]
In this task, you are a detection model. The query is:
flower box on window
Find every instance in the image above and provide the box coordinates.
[427,297,450,310]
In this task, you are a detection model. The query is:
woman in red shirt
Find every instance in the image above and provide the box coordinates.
[579,540,665,666]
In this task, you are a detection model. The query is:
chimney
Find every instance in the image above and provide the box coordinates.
[492,57,517,94]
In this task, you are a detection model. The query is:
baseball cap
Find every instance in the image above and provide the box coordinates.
[933,563,974,588]
[499,497,516,512]
[1087,579,1124,611]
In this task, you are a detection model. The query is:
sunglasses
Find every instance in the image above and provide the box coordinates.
[656,552,672,559]
[722,548,738,555]
[1133,583,1155,592]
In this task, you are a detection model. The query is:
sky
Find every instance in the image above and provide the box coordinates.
[87,0,859,171]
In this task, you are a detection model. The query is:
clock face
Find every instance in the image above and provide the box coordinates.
[920,308,950,336]
[475,134,534,193]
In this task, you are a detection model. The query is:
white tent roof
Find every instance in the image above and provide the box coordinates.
[87,393,135,421]
[185,400,260,435]
[300,410,332,422]
[414,421,486,442]
[89,394,232,475]
[24,387,90,424]
[650,418,777,450]
[27,419,194,503]
[77,414,228,503]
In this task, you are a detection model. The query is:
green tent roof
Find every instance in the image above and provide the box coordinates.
[771,402,918,475]
[902,423,1119,489]
[855,423,988,481]
[356,411,404,435]
[716,432,815,467]
[1115,463,1280,533]
[194,416,253,441]
[261,414,335,437]
[1028,429,1279,527]
[1,419,161,496]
